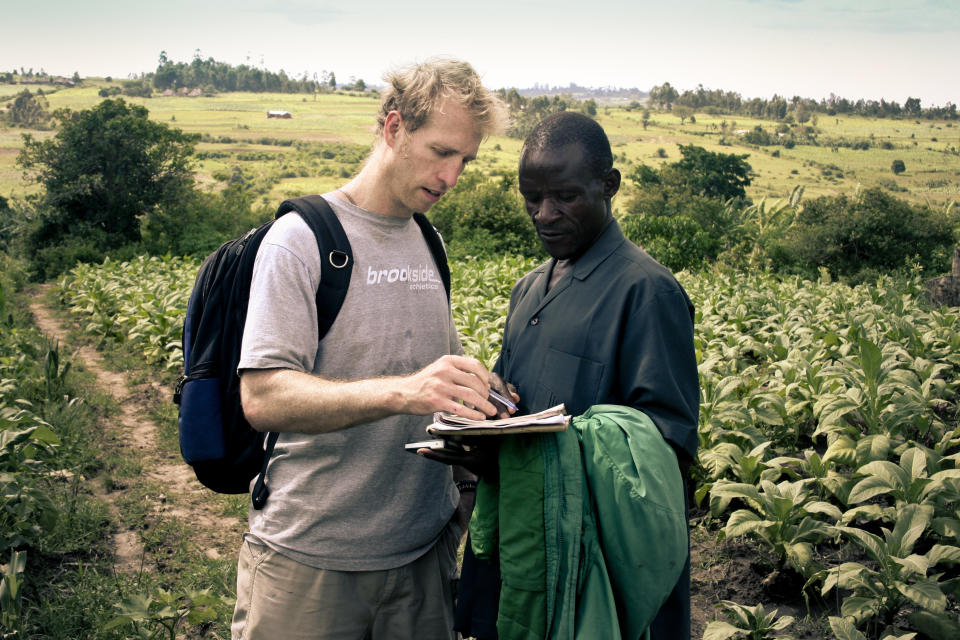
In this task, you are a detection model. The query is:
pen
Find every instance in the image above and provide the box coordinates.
[488,388,518,411]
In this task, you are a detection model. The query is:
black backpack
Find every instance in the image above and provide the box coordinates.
[174,195,450,509]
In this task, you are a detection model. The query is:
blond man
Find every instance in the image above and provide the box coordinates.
[231,59,508,640]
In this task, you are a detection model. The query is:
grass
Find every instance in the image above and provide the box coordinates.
[0,277,244,638]
[597,108,960,207]
[3,78,957,211]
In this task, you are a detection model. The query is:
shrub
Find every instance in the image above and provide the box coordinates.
[121,79,153,98]
[891,159,906,174]
[776,187,953,281]
[624,146,748,264]
[3,90,51,128]
[139,183,271,257]
[620,213,715,272]
[427,171,543,261]
[17,99,198,278]
[743,126,774,146]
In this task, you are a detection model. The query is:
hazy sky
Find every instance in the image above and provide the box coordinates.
[5,0,958,106]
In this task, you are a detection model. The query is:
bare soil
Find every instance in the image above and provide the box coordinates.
[28,286,245,575]
[28,286,826,638]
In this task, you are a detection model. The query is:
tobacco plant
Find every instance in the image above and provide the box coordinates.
[842,446,960,527]
[711,478,842,577]
[703,600,795,640]
[813,504,960,639]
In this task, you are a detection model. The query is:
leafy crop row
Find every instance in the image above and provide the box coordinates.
[56,253,538,375]
[55,258,960,639]
[684,270,960,639]
[0,281,112,637]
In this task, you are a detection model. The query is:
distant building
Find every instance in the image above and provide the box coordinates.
[267,110,292,119]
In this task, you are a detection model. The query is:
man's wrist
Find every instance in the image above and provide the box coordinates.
[380,377,408,414]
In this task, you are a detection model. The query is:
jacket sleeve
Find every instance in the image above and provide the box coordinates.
[620,286,700,463]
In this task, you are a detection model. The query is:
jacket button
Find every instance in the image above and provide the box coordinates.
[530,317,539,326]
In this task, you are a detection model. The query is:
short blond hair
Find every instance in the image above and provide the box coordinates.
[377,58,508,139]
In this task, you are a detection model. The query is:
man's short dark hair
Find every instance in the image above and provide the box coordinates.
[522,112,613,179]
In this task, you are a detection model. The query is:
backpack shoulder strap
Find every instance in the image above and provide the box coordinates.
[412,212,451,300]
[253,195,352,510]
[276,195,353,341]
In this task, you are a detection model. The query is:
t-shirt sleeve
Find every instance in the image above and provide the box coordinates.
[239,218,321,373]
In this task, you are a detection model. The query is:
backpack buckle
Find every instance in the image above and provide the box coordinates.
[328,250,349,269]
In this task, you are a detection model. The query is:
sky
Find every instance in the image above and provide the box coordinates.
[4,0,959,107]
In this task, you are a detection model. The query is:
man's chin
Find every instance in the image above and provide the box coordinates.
[540,243,574,261]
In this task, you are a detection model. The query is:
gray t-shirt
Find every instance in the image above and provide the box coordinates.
[238,194,460,571]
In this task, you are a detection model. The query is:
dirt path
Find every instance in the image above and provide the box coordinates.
[28,285,244,573]
[27,285,766,636]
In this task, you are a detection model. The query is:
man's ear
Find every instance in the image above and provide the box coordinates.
[603,168,622,199]
[383,110,405,150]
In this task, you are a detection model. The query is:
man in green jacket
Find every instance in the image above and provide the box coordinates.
[424,112,699,639]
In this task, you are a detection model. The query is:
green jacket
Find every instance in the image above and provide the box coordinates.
[470,405,688,640]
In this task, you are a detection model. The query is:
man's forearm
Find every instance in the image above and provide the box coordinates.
[239,355,501,434]
[240,368,405,433]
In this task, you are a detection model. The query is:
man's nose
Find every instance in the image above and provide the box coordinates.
[534,198,560,223]
[438,159,462,190]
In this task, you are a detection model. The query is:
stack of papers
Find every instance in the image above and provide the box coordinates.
[426,404,570,436]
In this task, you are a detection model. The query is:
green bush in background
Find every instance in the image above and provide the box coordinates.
[775,187,955,283]
[428,171,544,261]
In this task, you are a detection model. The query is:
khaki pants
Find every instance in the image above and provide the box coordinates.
[231,524,461,640]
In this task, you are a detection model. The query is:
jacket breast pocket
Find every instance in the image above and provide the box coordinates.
[531,348,604,414]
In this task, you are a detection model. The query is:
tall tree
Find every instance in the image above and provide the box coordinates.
[672,144,752,200]
[17,99,198,257]
[6,90,51,128]
[649,82,678,110]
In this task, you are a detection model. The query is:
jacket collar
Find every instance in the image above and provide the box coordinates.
[526,219,626,312]
[569,218,626,282]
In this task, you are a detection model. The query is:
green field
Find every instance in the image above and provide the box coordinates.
[4,78,960,639]
[3,79,958,212]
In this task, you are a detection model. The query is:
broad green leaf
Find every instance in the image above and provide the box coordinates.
[823,434,856,465]
[828,562,878,593]
[890,554,929,579]
[926,544,960,567]
[930,516,960,541]
[940,577,960,599]
[711,482,761,505]
[836,526,886,564]
[840,596,878,623]
[907,610,960,640]
[857,461,907,491]
[752,401,784,426]
[856,434,891,465]
[770,614,795,630]
[897,579,946,612]
[702,620,746,640]
[786,541,814,575]
[724,509,764,538]
[900,447,928,482]
[828,616,866,640]
[804,501,842,521]
[847,476,894,504]
[101,616,133,632]
[857,337,883,382]
[889,504,934,555]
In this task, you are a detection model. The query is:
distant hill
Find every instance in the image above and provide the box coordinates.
[516,83,649,105]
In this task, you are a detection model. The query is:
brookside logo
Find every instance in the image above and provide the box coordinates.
[367,264,441,291]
